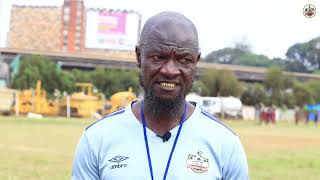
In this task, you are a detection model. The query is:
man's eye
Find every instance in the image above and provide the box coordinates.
[152,55,166,61]
[179,58,193,64]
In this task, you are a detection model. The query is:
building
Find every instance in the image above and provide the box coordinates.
[7,0,141,57]
[0,0,11,48]
[8,5,62,51]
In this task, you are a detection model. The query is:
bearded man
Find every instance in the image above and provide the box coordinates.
[72,11,249,180]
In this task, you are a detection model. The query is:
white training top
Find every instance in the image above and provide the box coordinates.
[72,102,249,180]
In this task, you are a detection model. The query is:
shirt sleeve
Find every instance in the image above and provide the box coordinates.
[71,131,100,180]
[222,136,249,180]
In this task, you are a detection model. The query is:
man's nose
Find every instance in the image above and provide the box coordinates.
[159,59,180,78]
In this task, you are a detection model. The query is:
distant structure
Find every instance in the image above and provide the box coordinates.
[61,0,85,52]
[0,58,9,87]
[0,0,8,48]
[7,0,141,56]
[8,5,62,51]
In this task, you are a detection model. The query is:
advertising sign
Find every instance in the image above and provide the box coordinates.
[85,10,140,50]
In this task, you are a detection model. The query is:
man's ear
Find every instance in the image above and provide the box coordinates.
[196,53,201,62]
[135,46,141,68]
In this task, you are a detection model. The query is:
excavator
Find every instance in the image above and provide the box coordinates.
[5,80,137,118]
[59,83,105,117]
[17,80,59,115]
[104,87,137,115]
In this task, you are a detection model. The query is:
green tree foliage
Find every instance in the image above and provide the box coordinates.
[312,70,320,74]
[205,47,311,73]
[205,48,244,64]
[205,48,283,68]
[200,69,242,97]
[264,67,293,106]
[293,82,314,107]
[240,83,267,106]
[91,68,139,97]
[286,36,320,70]
[264,67,286,91]
[190,80,210,96]
[11,55,60,94]
[11,55,140,98]
[306,80,320,103]
[58,71,77,94]
[282,91,296,109]
[284,60,309,73]
[70,69,91,83]
[234,53,272,67]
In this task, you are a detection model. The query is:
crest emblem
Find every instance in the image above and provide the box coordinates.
[303,4,316,18]
[186,150,209,173]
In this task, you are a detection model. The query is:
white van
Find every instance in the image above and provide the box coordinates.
[186,94,242,118]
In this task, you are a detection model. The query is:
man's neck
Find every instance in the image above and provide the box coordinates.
[143,100,185,135]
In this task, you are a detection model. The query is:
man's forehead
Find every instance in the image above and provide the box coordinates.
[139,12,200,54]
[144,40,198,53]
[142,25,198,51]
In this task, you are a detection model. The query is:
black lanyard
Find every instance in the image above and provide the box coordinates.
[141,101,187,180]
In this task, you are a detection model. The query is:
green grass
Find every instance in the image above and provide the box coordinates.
[225,120,320,180]
[0,116,93,180]
[0,116,319,180]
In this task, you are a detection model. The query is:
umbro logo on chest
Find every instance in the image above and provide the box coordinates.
[109,155,129,169]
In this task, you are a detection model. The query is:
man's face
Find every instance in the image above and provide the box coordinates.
[138,22,200,103]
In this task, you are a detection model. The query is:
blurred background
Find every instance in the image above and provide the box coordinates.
[0,0,319,179]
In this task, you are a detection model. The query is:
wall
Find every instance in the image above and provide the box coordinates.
[8,6,62,51]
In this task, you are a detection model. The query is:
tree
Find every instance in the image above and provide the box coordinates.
[205,47,284,68]
[240,83,267,106]
[312,70,320,74]
[91,68,139,97]
[286,36,320,70]
[190,80,210,96]
[264,67,292,106]
[200,69,242,97]
[293,82,314,107]
[284,60,309,73]
[282,90,296,109]
[11,55,140,98]
[264,67,285,90]
[234,53,273,67]
[307,80,320,103]
[59,71,77,94]
[11,55,60,94]
[205,48,239,64]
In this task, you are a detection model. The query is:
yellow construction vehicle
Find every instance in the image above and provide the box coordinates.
[17,80,59,115]
[104,87,137,115]
[59,83,105,117]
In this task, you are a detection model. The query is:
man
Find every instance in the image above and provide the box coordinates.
[72,11,249,180]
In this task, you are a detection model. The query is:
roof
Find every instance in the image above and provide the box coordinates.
[86,8,141,16]
[12,5,60,8]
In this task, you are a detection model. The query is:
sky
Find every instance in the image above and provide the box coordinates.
[1,0,320,59]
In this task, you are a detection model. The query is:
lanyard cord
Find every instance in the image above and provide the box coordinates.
[141,101,187,180]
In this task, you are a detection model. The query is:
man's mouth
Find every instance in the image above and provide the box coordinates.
[160,82,176,88]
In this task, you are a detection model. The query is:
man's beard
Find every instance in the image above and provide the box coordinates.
[140,74,192,117]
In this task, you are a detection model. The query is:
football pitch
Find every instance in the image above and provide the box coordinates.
[0,116,319,180]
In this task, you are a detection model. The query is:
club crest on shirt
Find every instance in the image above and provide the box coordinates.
[186,150,209,173]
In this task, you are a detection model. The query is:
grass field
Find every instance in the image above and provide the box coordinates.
[0,116,319,180]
